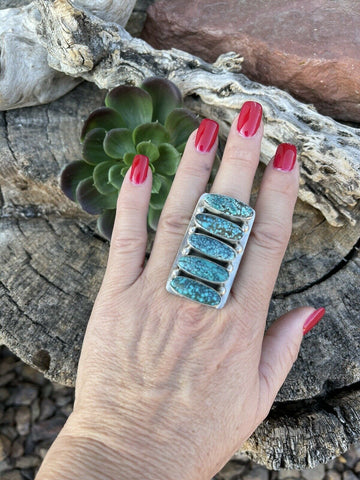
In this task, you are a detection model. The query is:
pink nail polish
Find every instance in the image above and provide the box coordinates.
[273,143,297,172]
[195,119,219,153]
[236,101,262,137]
[130,154,149,184]
[303,308,326,335]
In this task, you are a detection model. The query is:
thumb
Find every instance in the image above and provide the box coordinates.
[257,306,326,420]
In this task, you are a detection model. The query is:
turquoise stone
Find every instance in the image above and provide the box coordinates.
[195,214,244,241]
[188,233,235,261]
[170,276,221,306]
[178,256,229,283]
[204,193,254,218]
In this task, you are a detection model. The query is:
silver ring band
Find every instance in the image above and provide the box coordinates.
[166,193,255,309]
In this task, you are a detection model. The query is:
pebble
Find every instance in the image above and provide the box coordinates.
[15,454,41,469]
[243,465,269,480]
[343,471,360,480]
[325,470,341,480]
[354,460,360,473]
[7,384,38,406]
[0,434,11,461]
[11,437,25,459]
[0,373,16,387]
[1,469,23,480]
[39,398,56,421]
[302,464,325,480]
[278,469,301,479]
[15,406,31,436]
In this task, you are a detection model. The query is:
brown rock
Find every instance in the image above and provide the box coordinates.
[0,373,15,387]
[343,471,359,480]
[1,471,23,480]
[11,437,25,459]
[39,398,56,421]
[15,405,31,436]
[142,0,360,122]
[8,383,38,406]
[15,454,41,469]
[325,471,341,480]
[31,416,66,442]
[0,434,11,462]
[354,460,360,473]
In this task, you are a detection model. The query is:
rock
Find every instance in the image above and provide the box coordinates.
[343,471,359,480]
[15,454,41,469]
[55,395,72,407]
[142,0,360,122]
[31,416,66,442]
[39,398,56,421]
[0,434,11,461]
[0,356,18,375]
[216,460,247,479]
[0,373,15,387]
[243,465,269,480]
[1,407,15,425]
[7,384,38,406]
[302,464,325,480]
[11,437,25,459]
[342,448,359,469]
[1,470,23,480]
[60,403,73,417]
[325,470,341,480]
[20,365,46,386]
[278,469,301,479]
[1,426,18,442]
[354,460,360,473]
[15,405,31,436]
[0,458,12,473]
[0,387,10,402]
[31,398,41,423]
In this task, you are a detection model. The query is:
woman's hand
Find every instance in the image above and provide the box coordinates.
[36,102,324,480]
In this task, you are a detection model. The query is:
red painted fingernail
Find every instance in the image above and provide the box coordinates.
[195,119,219,153]
[130,154,149,185]
[236,101,262,137]
[273,143,297,172]
[303,307,326,335]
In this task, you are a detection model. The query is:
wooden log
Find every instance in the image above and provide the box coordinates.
[0,81,359,469]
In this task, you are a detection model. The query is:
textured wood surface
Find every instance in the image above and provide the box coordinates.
[0,80,359,468]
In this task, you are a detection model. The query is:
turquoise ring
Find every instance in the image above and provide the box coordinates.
[166,193,255,309]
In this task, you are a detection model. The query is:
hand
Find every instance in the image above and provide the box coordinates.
[36,102,324,480]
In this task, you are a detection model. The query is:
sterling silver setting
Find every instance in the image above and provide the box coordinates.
[166,193,255,309]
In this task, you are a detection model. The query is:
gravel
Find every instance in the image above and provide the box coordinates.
[0,345,359,480]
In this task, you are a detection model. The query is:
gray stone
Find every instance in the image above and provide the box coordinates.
[278,469,301,479]
[1,426,18,442]
[0,373,15,387]
[31,416,66,442]
[0,387,10,403]
[243,465,269,480]
[0,357,18,376]
[343,471,359,480]
[21,365,46,385]
[31,397,41,423]
[15,405,31,436]
[8,384,38,406]
[302,464,325,480]
[0,435,11,462]
[11,437,25,459]
[324,471,341,480]
[1,408,15,425]
[15,454,41,469]
[0,458,12,473]
[1,470,23,480]
[354,460,360,473]
[39,398,56,421]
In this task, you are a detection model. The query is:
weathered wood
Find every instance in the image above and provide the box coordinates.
[0,81,359,469]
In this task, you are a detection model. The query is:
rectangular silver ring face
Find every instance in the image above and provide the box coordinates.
[166,193,255,309]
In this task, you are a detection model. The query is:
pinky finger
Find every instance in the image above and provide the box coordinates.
[104,154,152,291]
[257,306,326,420]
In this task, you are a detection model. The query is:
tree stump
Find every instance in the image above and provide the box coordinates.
[1,80,359,470]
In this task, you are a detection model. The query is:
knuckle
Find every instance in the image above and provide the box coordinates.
[111,234,145,256]
[251,220,291,256]
[159,210,190,237]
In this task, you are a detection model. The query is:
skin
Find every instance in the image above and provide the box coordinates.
[36,115,319,480]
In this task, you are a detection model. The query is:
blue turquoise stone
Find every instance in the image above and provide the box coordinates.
[178,255,229,283]
[188,233,235,261]
[170,276,221,306]
[204,193,254,218]
[195,214,244,241]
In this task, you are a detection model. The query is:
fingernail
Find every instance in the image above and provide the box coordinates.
[130,154,149,185]
[236,101,262,137]
[195,119,219,153]
[273,143,297,172]
[303,307,326,335]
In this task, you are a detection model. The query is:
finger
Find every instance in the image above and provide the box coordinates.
[104,154,152,290]
[232,144,299,315]
[210,101,263,202]
[257,307,326,420]
[148,119,218,276]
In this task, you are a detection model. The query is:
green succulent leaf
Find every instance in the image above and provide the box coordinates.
[136,141,159,163]
[108,164,125,190]
[103,128,135,159]
[93,161,118,195]
[149,162,155,173]
[121,166,130,176]
[142,77,182,124]
[152,173,162,194]
[76,178,118,215]
[133,122,170,146]
[81,107,126,141]
[176,142,187,154]
[148,206,162,231]
[60,161,94,202]
[123,152,136,166]
[165,108,199,147]
[82,128,112,165]
[97,209,116,241]
[105,86,153,131]
[150,175,172,209]
[155,143,181,175]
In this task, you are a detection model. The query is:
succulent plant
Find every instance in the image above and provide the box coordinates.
[60,77,199,240]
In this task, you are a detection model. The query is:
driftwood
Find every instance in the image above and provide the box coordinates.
[0,0,359,471]
[1,0,359,227]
